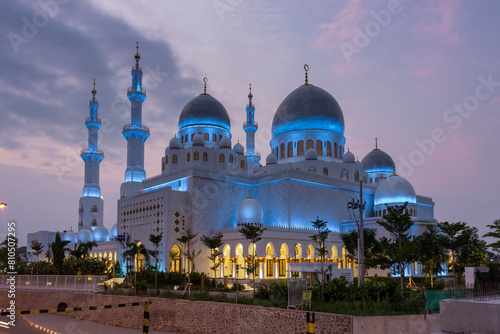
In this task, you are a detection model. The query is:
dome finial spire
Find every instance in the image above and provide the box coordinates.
[91,78,97,97]
[392,163,397,176]
[375,137,378,149]
[248,190,252,198]
[203,77,208,95]
[304,64,309,85]
[134,41,141,65]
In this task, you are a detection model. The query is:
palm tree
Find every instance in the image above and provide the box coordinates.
[484,219,500,261]
[438,221,468,290]
[309,217,330,288]
[417,225,447,288]
[177,228,200,296]
[149,232,163,292]
[30,240,44,275]
[123,241,149,295]
[239,224,266,296]
[201,232,224,288]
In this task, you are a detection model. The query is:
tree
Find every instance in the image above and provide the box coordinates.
[169,249,179,272]
[30,240,44,275]
[51,232,70,275]
[149,232,163,292]
[177,228,200,296]
[44,244,53,264]
[340,228,386,275]
[456,226,487,271]
[309,217,331,288]
[438,221,469,290]
[377,203,416,290]
[123,241,150,294]
[200,232,224,288]
[239,225,266,295]
[484,219,500,261]
[416,225,448,288]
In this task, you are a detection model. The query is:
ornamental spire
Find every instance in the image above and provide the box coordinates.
[375,137,378,149]
[203,77,208,95]
[91,78,96,101]
[134,41,140,67]
[248,83,253,106]
[304,64,309,85]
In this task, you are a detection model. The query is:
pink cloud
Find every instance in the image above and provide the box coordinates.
[411,0,462,45]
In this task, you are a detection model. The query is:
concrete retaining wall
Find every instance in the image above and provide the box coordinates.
[1,290,352,334]
[353,314,440,334]
[440,298,500,333]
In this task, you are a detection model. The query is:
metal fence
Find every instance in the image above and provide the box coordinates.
[0,275,108,292]
[288,279,307,308]
[444,281,500,301]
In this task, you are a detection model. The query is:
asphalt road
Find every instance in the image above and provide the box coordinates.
[0,316,41,334]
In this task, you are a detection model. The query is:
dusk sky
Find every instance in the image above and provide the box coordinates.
[1,0,499,246]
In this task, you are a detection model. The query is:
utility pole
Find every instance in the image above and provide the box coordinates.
[359,181,365,285]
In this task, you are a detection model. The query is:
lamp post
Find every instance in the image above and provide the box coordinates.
[347,181,365,286]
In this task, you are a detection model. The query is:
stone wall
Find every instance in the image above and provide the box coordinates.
[1,290,352,334]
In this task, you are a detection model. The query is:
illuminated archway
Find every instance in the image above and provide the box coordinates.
[170,244,181,272]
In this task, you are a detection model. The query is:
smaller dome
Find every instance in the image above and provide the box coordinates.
[237,194,264,225]
[63,230,77,244]
[362,148,394,173]
[110,224,118,239]
[266,153,278,165]
[93,225,110,242]
[355,159,363,168]
[374,174,417,206]
[220,136,232,149]
[234,142,244,155]
[192,134,205,147]
[78,228,93,243]
[252,163,261,173]
[169,136,181,150]
[305,148,318,160]
[343,150,355,163]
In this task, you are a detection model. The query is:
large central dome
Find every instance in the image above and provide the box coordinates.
[272,84,345,138]
[178,94,231,131]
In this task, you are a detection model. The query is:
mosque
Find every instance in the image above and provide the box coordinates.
[28,45,438,280]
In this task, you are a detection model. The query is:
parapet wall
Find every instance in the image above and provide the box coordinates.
[1,290,352,334]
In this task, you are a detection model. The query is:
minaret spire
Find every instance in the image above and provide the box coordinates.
[79,79,104,231]
[120,42,150,198]
[243,83,260,168]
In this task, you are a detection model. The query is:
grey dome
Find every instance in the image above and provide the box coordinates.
[361,148,394,173]
[305,148,318,160]
[178,94,230,131]
[78,228,93,243]
[343,150,355,163]
[252,163,261,173]
[272,84,345,138]
[192,133,205,147]
[266,153,278,165]
[374,175,416,206]
[220,136,231,149]
[63,230,77,244]
[169,136,181,150]
[237,195,263,223]
[234,143,244,155]
[92,225,109,242]
[110,224,118,239]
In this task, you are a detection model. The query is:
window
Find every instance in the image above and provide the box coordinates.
[78,220,83,226]
[354,170,359,182]
[316,140,323,156]
[369,178,373,184]
[185,134,188,142]
[375,177,379,183]
[219,154,225,163]
[334,142,338,158]
[308,166,316,173]
[280,143,285,159]
[204,133,209,141]
[219,134,222,141]
[229,154,234,163]
[266,259,273,277]
[363,177,367,184]
[191,133,195,141]
[297,141,304,156]
[341,169,348,180]
[287,141,293,157]
[194,151,199,160]
[383,209,386,215]
[203,152,208,161]
[91,219,97,226]
[327,141,331,156]
[187,153,190,162]
[279,259,286,277]
[240,160,245,169]
[410,209,413,216]
[166,155,168,164]
[172,155,177,163]
[181,136,183,143]
[212,134,217,141]
[323,167,328,176]
[162,162,165,171]
[306,139,313,150]
[339,146,343,158]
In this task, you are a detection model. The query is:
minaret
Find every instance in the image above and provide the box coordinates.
[78,79,104,231]
[243,83,260,165]
[120,42,150,198]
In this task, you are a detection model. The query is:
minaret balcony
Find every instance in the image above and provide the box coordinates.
[123,123,150,135]
[243,121,258,127]
[85,117,101,126]
[127,87,146,95]
[80,148,105,157]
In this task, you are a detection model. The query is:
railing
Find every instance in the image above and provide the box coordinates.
[85,117,101,125]
[243,121,258,127]
[88,99,99,104]
[444,282,500,301]
[0,275,108,292]
[80,148,104,156]
[122,123,150,134]
[127,87,146,95]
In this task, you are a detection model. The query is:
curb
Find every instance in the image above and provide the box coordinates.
[21,315,61,334]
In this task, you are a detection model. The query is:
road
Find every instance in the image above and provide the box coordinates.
[0,315,41,334]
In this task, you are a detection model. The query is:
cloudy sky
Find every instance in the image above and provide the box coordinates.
[1,0,499,246]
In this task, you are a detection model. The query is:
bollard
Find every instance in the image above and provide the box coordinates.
[306,312,315,334]
[143,301,150,334]
[224,275,228,288]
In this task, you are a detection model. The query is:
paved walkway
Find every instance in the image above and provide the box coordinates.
[22,313,180,334]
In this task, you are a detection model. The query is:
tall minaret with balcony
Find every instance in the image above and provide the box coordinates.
[78,80,104,231]
[120,42,150,198]
[243,84,260,166]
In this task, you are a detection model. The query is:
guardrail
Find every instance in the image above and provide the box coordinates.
[0,275,108,292]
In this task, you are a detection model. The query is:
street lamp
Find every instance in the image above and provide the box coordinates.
[0,203,7,208]
[347,181,366,286]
